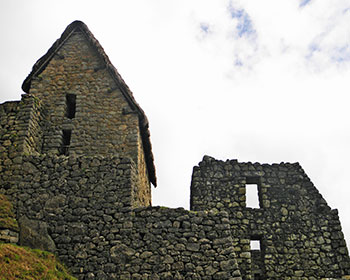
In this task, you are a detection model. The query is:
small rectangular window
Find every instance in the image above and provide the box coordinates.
[246,177,261,208]
[60,129,71,155]
[250,240,261,251]
[250,236,265,280]
[66,94,76,119]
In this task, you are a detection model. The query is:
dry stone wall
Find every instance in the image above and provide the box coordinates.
[0,95,44,196]
[0,228,18,244]
[8,153,138,279]
[104,207,242,280]
[27,28,152,200]
[2,153,243,280]
[191,156,350,279]
[28,30,141,161]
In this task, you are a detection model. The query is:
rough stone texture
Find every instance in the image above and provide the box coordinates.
[0,229,18,244]
[83,207,242,280]
[1,151,243,279]
[24,21,154,194]
[18,215,56,252]
[1,20,350,280]
[191,155,350,279]
[0,95,44,197]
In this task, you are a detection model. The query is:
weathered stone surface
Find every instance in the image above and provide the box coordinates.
[191,156,350,279]
[18,216,56,252]
[0,229,19,243]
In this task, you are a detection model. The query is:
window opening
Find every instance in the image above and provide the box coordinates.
[66,94,76,119]
[246,177,261,208]
[250,237,264,280]
[250,240,261,251]
[60,129,71,155]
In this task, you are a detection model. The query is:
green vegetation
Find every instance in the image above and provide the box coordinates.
[0,194,76,279]
[0,194,18,231]
[0,243,77,280]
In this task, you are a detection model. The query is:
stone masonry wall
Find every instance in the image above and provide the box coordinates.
[12,154,137,277]
[108,207,242,280]
[0,101,21,192]
[191,156,350,279]
[29,30,141,161]
[27,29,151,202]
[2,153,243,280]
[0,95,44,197]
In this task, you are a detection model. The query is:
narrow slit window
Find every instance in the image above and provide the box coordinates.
[60,129,71,155]
[246,177,261,208]
[246,184,260,208]
[66,94,76,119]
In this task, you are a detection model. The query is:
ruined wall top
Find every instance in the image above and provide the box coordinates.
[191,155,327,212]
[190,155,350,278]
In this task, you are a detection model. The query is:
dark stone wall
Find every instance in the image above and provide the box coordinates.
[106,207,242,280]
[191,155,350,279]
[9,153,141,279]
[0,100,21,192]
[2,153,243,279]
[0,95,44,196]
[28,30,151,204]
[28,31,140,160]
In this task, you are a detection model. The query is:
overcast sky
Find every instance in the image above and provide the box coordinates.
[1,0,350,248]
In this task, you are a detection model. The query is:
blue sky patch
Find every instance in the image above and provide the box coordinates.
[309,43,320,53]
[307,41,350,64]
[234,58,243,67]
[200,23,210,34]
[228,5,256,38]
[306,42,321,60]
[332,45,350,63]
[300,0,312,7]
[343,7,350,14]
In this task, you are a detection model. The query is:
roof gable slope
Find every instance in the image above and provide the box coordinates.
[22,20,156,186]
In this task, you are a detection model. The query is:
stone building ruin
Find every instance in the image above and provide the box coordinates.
[1,20,350,279]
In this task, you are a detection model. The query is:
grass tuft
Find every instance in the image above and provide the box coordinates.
[0,243,77,280]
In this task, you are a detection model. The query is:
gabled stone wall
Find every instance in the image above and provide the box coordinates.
[27,29,152,201]
[28,30,141,160]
